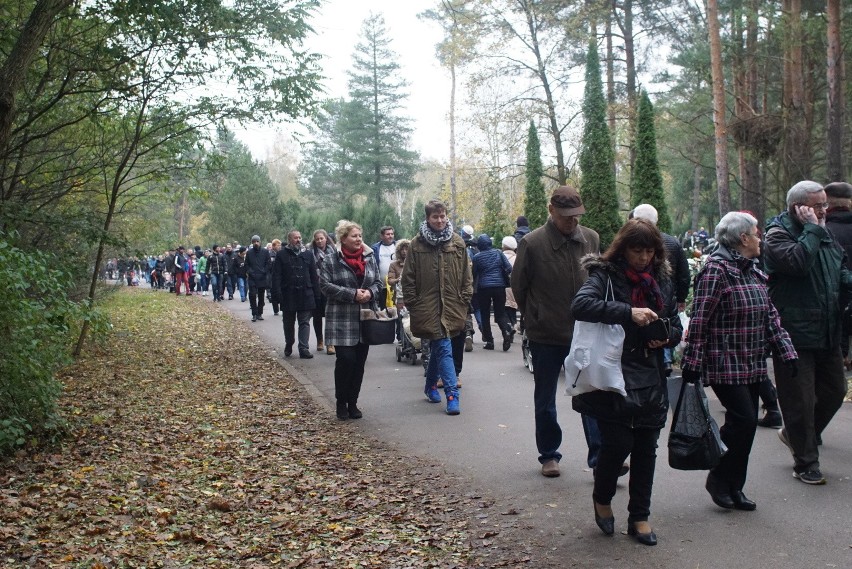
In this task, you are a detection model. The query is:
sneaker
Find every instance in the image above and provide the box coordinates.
[541,459,560,478]
[464,336,473,352]
[793,469,826,485]
[299,350,314,359]
[446,394,460,415]
[424,386,441,403]
[483,341,494,350]
[758,410,783,429]
[256,315,264,321]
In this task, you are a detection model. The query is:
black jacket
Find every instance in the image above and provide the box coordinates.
[206,252,227,275]
[662,232,690,303]
[230,254,248,278]
[271,246,319,312]
[245,245,271,286]
[570,256,681,430]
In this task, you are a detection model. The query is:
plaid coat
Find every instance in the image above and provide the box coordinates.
[682,245,797,385]
[319,245,382,347]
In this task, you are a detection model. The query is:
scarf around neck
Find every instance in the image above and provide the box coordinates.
[341,246,366,279]
[419,219,454,247]
[622,262,664,311]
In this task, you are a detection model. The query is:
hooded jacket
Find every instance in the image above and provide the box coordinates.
[472,234,512,289]
[570,255,680,429]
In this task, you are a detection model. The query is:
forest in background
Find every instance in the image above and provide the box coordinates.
[1,0,850,450]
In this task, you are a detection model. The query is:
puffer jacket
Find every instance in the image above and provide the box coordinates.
[764,211,852,350]
[206,252,227,275]
[570,256,681,430]
[472,234,512,289]
[402,232,473,340]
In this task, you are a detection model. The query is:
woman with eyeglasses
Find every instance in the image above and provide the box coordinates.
[681,211,797,511]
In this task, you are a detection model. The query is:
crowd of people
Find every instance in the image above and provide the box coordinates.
[119,179,852,547]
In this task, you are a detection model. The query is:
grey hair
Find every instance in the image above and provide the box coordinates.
[715,211,757,249]
[786,180,824,207]
[632,204,659,225]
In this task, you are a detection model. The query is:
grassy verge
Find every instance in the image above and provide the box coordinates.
[1,289,531,568]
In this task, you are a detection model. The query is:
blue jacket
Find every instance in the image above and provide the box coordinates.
[371,240,396,260]
[472,234,512,289]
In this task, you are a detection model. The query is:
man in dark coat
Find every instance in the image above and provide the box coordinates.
[272,230,319,358]
[245,235,271,321]
[513,215,531,242]
[825,181,852,366]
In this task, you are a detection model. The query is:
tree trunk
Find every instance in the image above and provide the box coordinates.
[707,0,730,215]
[692,164,701,230]
[826,0,844,181]
[0,0,74,158]
[449,59,458,223]
[781,0,809,187]
[619,0,637,174]
[605,2,616,138]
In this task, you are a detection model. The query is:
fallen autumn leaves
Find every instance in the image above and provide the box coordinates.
[0,289,535,568]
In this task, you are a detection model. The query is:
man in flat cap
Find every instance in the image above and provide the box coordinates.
[511,185,600,478]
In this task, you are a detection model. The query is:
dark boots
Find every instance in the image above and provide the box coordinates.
[336,401,362,420]
[348,401,362,419]
[336,401,348,420]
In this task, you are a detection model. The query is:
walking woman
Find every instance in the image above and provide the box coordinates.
[681,212,797,510]
[571,219,681,546]
[309,229,336,354]
[319,220,382,420]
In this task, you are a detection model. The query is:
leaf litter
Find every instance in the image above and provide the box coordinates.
[0,289,540,568]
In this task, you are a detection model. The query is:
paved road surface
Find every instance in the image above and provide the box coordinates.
[206,292,852,568]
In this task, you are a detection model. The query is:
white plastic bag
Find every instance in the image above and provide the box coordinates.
[564,278,626,397]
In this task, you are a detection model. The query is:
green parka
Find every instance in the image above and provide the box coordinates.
[402,232,473,340]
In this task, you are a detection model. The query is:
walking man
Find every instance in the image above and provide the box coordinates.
[372,226,396,307]
[271,230,320,358]
[403,200,472,416]
[511,186,600,477]
[245,235,271,321]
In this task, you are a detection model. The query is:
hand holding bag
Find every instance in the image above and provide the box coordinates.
[668,376,727,470]
[565,278,627,397]
[360,302,399,345]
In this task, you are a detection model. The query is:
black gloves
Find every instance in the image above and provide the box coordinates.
[786,360,798,378]
[681,368,701,384]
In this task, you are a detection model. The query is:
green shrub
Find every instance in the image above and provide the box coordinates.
[0,234,90,453]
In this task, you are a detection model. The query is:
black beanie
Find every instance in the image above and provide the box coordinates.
[517,216,529,227]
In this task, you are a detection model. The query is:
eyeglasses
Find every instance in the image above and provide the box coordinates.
[742,231,760,240]
[801,202,830,211]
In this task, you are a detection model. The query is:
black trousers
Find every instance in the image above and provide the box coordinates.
[593,420,660,523]
[334,343,370,404]
[478,286,509,342]
[248,284,266,316]
[710,382,760,492]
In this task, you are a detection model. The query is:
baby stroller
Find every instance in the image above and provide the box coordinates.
[396,308,421,365]
[520,315,533,374]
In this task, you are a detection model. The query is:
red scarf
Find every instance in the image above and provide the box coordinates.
[341,247,366,279]
[624,264,663,310]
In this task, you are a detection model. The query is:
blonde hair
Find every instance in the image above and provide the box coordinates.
[334,219,362,243]
[271,238,281,247]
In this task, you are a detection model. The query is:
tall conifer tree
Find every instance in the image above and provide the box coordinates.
[579,40,620,248]
[524,120,548,229]
[631,90,671,233]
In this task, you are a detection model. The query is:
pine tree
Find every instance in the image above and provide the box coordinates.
[631,90,672,233]
[524,120,548,229]
[481,169,510,242]
[579,40,621,248]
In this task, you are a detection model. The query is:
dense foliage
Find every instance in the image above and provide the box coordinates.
[631,90,672,233]
[524,121,548,229]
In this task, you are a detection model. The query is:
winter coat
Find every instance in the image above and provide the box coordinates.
[164,254,176,273]
[206,252,227,275]
[320,246,382,347]
[196,255,207,276]
[764,211,852,350]
[173,252,187,273]
[513,225,531,242]
[472,235,512,289]
[510,219,600,346]
[681,244,797,385]
[245,246,271,287]
[570,256,681,430]
[272,246,319,312]
[402,232,473,340]
[826,209,852,269]
[504,250,518,310]
[231,254,248,279]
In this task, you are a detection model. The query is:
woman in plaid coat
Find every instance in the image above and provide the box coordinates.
[681,211,797,511]
[319,220,382,421]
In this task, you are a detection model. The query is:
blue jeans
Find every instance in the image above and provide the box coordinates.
[530,341,570,463]
[200,273,209,293]
[425,337,458,397]
[209,273,223,300]
[237,277,246,301]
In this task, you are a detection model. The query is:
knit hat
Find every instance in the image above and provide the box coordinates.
[502,236,518,250]
[251,235,261,242]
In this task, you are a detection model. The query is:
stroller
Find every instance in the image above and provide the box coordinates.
[396,308,421,365]
[520,315,533,374]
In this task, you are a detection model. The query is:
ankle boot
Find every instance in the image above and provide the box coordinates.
[336,401,348,420]
[757,408,782,428]
[348,401,362,419]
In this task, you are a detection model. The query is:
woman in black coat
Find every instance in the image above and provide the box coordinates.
[571,219,681,546]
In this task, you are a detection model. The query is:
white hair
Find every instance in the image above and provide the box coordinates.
[786,181,824,207]
[632,204,659,226]
[715,211,757,249]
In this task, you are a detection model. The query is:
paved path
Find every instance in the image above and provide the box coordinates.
[206,292,852,568]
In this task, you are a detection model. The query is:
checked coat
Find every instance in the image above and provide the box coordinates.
[681,244,797,385]
[319,245,382,347]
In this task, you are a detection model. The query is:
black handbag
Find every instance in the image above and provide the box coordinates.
[668,378,725,470]
[360,304,398,345]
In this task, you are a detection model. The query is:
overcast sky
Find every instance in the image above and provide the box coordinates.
[236,0,451,163]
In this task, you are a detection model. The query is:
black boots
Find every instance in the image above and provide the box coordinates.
[705,472,735,509]
[336,401,348,420]
[758,408,782,428]
[348,402,362,419]
[336,401,362,420]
